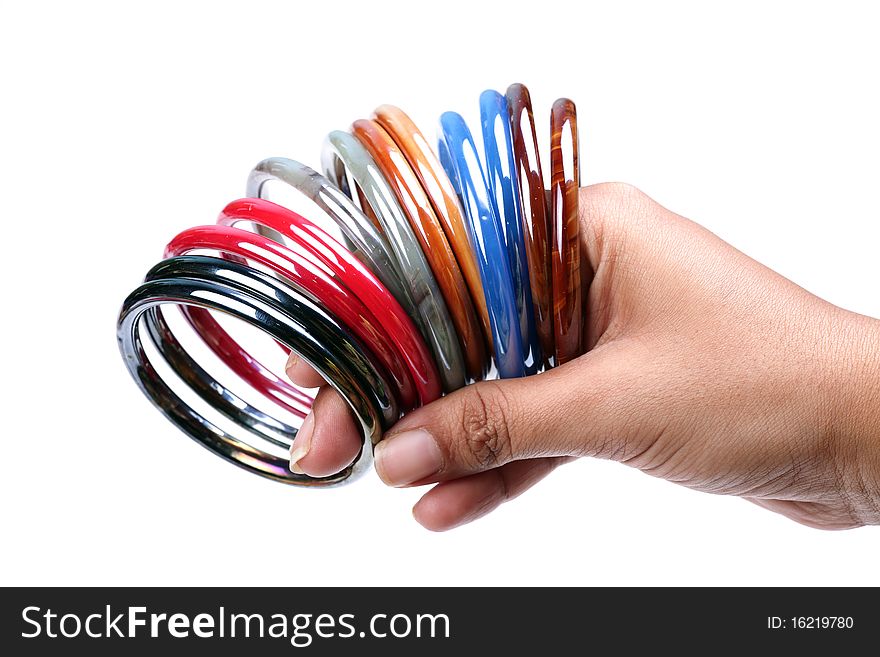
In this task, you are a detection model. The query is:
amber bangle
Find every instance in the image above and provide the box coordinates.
[352,118,488,385]
[507,84,555,370]
[550,98,582,365]
[373,105,492,350]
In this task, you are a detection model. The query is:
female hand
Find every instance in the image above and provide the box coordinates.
[286,183,880,531]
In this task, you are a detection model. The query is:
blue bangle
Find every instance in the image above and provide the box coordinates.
[438,111,525,379]
[480,90,542,375]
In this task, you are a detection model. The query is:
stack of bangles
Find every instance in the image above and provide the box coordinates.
[117,84,584,487]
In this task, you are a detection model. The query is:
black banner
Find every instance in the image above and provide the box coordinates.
[1,587,874,654]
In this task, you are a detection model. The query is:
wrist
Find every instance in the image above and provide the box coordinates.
[826,308,880,525]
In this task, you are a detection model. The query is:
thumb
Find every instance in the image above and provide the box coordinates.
[373,341,652,487]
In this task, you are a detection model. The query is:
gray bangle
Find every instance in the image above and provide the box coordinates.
[321,130,466,392]
[246,157,412,315]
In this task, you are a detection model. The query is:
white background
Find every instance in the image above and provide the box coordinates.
[1,0,878,586]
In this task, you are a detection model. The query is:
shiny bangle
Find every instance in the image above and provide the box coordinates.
[351,118,484,387]
[165,224,419,411]
[148,259,398,433]
[143,306,301,447]
[506,83,554,370]
[217,197,442,405]
[480,90,541,375]
[172,299,311,419]
[550,98,582,365]
[246,157,412,315]
[372,105,492,349]
[438,111,525,379]
[117,255,396,486]
[143,307,305,447]
[319,130,460,395]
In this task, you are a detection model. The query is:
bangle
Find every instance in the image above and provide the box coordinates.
[162,303,311,419]
[246,158,412,315]
[550,98,582,365]
[506,83,554,370]
[165,224,419,411]
[351,119,484,387]
[319,130,456,397]
[144,305,300,448]
[117,84,583,487]
[118,255,396,486]
[217,197,442,405]
[480,90,542,375]
[438,111,526,379]
[372,104,493,349]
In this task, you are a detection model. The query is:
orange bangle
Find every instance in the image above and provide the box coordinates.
[352,118,490,382]
[372,105,493,351]
[550,98,582,365]
[507,83,554,369]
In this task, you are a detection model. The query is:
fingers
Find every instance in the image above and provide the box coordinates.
[744,498,863,531]
[284,351,361,477]
[373,344,650,487]
[285,352,326,389]
[289,387,363,478]
[412,457,573,531]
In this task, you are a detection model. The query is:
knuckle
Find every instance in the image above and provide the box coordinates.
[455,382,514,468]
[583,182,651,223]
[586,181,644,205]
[579,182,650,259]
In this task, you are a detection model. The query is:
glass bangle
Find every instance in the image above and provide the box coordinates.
[320,130,456,397]
[372,104,493,349]
[144,305,301,447]
[165,224,419,411]
[118,255,396,486]
[550,98,582,365]
[480,89,541,375]
[117,84,583,488]
[351,118,483,387]
[438,111,525,379]
[246,157,413,315]
[217,197,442,405]
[506,83,554,370]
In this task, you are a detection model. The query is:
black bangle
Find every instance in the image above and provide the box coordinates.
[117,255,397,486]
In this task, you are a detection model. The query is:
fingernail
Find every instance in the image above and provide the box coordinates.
[374,429,442,487]
[285,352,299,377]
[289,412,315,474]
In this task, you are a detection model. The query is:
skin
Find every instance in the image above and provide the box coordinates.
[286,183,880,531]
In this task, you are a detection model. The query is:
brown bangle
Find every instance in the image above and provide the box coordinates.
[351,118,490,382]
[550,98,582,365]
[507,83,555,370]
[373,104,493,352]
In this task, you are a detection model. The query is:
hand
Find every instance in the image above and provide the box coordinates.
[286,183,880,531]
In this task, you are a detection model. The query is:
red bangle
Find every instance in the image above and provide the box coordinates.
[165,224,421,412]
[217,197,442,406]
